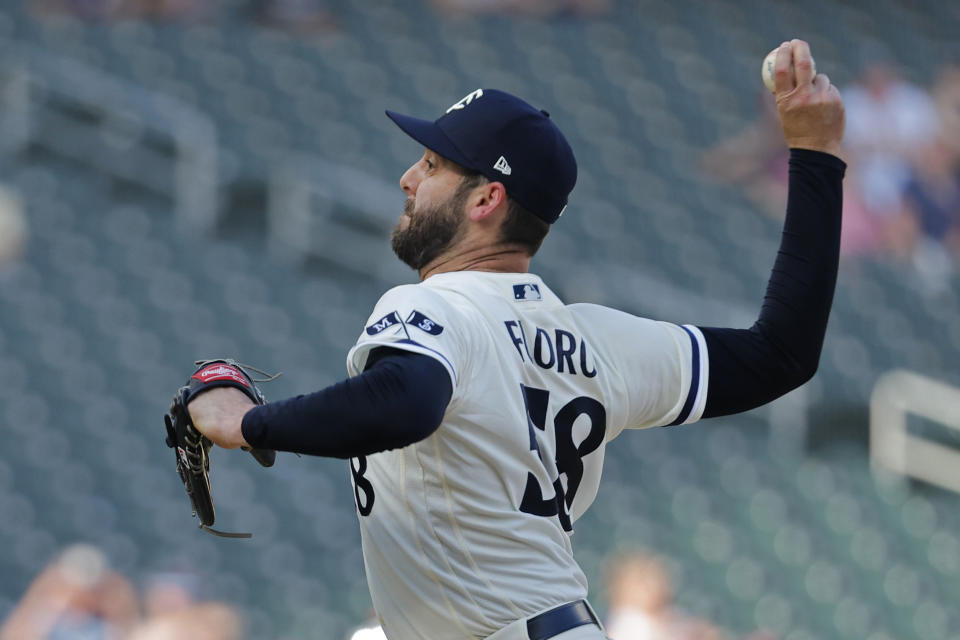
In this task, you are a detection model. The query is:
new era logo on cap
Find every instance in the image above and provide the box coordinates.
[385,88,577,224]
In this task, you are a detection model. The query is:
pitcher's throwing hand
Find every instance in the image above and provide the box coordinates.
[773,39,846,159]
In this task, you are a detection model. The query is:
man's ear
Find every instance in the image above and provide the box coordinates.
[467,181,507,222]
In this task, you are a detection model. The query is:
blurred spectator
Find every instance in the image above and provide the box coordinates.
[126,0,208,21]
[127,603,243,640]
[704,60,960,279]
[700,93,876,259]
[1,549,244,640]
[902,140,960,250]
[604,553,723,640]
[843,61,941,219]
[128,570,243,640]
[700,93,788,219]
[835,173,883,259]
[900,139,960,293]
[29,0,119,19]
[0,544,140,640]
[0,185,27,268]
[431,0,610,18]
[141,570,204,619]
[30,0,209,21]
[248,0,336,33]
[933,64,960,157]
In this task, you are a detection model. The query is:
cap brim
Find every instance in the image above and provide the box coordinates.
[385,110,475,170]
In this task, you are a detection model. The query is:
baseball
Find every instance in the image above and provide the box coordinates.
[762,46,816,93]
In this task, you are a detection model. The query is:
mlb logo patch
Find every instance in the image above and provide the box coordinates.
[406,310,443,335]
[513,283,541,301]
[366,311,402,335]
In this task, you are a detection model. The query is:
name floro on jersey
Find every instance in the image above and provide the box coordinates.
[503,320,597,378]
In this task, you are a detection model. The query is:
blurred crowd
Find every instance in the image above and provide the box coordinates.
[0,544,242,640]
[430,0,609,18]
[24,2,960,296]
[29,0,337,31]
[28,0,610,28]
[343,551,780,640]
[602,553,724,640]
[2,546,788,640]
[704,58,960,295]
[348,551,784,640]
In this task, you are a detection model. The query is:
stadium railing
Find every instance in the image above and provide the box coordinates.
[871,369,960,494]
[0,43,219,233]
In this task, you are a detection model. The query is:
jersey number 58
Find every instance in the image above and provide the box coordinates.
[518,384,606,532]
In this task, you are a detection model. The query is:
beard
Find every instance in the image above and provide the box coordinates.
[391,181,470,271]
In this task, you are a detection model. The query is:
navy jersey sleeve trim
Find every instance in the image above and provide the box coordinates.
[666,326,701,426]
[394,338,459,385]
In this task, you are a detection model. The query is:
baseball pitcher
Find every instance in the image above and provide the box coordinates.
[186,40,845,640]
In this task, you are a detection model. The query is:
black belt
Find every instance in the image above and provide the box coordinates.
[526,600,600,640]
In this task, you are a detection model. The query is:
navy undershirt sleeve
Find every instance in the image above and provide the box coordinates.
[700,148,846,418]
[240,349,453,457]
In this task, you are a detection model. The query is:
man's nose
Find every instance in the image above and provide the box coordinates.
[400,165,419,197]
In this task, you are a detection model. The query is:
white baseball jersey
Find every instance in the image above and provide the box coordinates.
[346,271,709,640]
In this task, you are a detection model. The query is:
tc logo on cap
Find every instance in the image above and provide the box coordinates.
[446,89,484,114]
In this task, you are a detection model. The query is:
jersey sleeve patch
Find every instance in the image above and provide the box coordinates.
[348,284,466,393]
[406,310,443,335]
[365,311,403,335]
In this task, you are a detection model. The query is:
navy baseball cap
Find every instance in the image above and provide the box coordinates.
[386,89,577,224]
